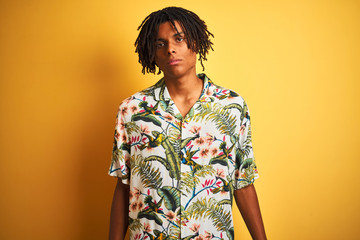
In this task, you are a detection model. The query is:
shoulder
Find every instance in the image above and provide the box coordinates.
[118,79,164,110]
[205,77,247,107]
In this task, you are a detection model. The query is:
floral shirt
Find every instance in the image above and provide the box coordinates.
[109,73,258,240]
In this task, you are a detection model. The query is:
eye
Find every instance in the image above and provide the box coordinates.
[155,42,165,48]
[176,37,184,42]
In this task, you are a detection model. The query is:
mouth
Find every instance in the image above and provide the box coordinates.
[168,59,182,65]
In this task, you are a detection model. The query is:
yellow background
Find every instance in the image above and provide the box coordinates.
[1,0,359,239]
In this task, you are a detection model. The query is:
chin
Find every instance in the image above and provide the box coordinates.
[163,69,184,78]
[163,67,195,79]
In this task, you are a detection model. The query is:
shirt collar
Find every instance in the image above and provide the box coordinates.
[154,73,215,103]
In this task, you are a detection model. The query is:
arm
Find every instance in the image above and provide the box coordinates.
[109,177,130,240]
[234,184,267,240]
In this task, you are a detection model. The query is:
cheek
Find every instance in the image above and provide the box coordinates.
[187,51,197,63]
[154,52,162,66]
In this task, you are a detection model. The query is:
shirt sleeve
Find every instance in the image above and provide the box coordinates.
[108,104,131,185]
[233,100,259,190]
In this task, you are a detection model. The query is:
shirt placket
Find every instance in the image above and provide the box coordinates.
[161,77,210,239]
[179,116,185,239]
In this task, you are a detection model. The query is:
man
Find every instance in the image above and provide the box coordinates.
[109,7,267,240]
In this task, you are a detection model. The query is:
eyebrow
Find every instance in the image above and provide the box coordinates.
[155,32,184,41]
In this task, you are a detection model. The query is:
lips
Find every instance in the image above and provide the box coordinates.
[168,59,182,65]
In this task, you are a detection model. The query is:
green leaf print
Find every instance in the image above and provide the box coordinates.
[125,122,140,135]
[226,227,234,240]
[159,100,169,112]
[209,156,229,167]
[180,171,197,195]
[119,142,131,153]
[132,114,162,127]
[167,125,181,153]
[145,155,179,180]
[223,103,243,113]
[180,134,199,149]
[218,199,232,205]
[157,186,180,211]
[186,197,232,232]
[181,234,198,240]
[235,148,243,169]
[153,131,181,180]
[240,102,249,122]
[194,164,216,178]
[128,217,142,239]
[137,211,163,226]
[181,165,215,195]
[138,196,164,226]
[111,147,122,164]
[192,102,236,135]
[169,224,180,240]
[159,83,166,101]
[133,155,163,189]
[240,158,254,172]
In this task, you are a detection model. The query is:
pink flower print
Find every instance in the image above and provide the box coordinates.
[138,201,144,210]
[194,137,206,147]
[199,148,209,158]
[143,222,151,233]
[190,223,200,233]
[118,119,125,130]
[165,210,176,221]
[202,179,214,188]
[239,125,246,135]
[133,187,141,200]
[204,231,212,240]
[134,233,141,240]
[210,147,218,157]
[130,202,138,212]
[115,131,121,142]
[121,106,128,115]
[204,134,214,145]
[194,236,204,240]
[164,113,175,122]
[216,168,225,178]
[129,104,139,114]
[202,179,215,195]
[121,134,127,143]
[123,97,132,105]
[140,125,150,134]
[189,125,201,134]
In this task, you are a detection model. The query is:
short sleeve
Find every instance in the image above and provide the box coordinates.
[233,100,259,190]
[108,105,131,185]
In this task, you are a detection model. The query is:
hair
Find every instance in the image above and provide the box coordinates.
[135,6,214,74]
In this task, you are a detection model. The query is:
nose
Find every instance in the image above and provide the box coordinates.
[167,42,176,55]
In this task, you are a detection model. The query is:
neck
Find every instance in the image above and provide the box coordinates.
[164,73,203,100]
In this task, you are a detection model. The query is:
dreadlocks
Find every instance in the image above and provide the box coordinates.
[135,6,214,74]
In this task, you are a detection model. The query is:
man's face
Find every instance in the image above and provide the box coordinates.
[154,21,197,79]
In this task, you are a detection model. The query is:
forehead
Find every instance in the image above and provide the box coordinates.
[156,21,184,38]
